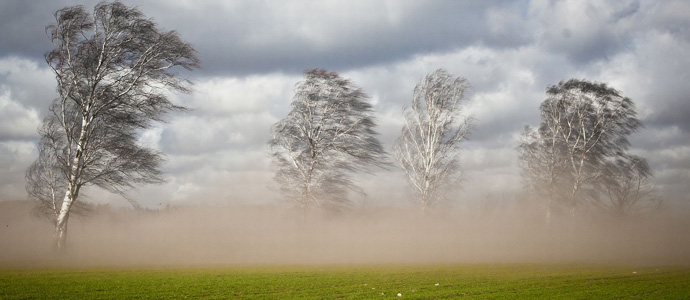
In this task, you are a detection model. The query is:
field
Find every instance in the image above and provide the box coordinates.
[3,202,690,298]
[2,264,690,299]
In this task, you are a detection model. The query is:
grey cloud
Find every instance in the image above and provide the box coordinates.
[646,0,690,43]
[0,1,532,77]
[161,1,516,75]
[0,0,85,59]
[531,1,636,64]
[0,141,36,200]
[648,99,690,133]
[611,29,690,142]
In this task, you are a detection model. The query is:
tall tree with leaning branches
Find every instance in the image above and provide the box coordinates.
[26,1,199,250]
[269,69,388,214]
[518,79,645,222]
[393,69,474,212]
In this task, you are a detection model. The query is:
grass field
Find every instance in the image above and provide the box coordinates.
[1,264,689,299]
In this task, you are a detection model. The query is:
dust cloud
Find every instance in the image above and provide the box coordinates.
[1,199,689,268]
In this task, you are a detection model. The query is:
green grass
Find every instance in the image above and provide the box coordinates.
[1,264,689,299]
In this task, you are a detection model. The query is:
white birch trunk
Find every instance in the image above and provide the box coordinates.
[54,188,73,250]
[54,116,88,250]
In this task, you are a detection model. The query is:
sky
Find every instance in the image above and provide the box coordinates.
[0,0,689,210]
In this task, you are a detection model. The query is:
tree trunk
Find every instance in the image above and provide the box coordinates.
[545,199,552,225]
[569,183,578,217]
[54,116,88,250]
[54,204,69,250]
[54,180,77,250]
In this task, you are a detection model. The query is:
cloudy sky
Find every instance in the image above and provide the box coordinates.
[1,0,689,209]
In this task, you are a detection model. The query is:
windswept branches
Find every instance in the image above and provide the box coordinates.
[270,69,388,213]
[595,154,660,216]
[393,69,474,211]
[29,1,199,250]
[518,79,651,222]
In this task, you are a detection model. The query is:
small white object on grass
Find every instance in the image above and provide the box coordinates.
[397,292,402,297]
[435,283,440,286]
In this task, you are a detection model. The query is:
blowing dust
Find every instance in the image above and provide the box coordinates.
[1,199,689,268]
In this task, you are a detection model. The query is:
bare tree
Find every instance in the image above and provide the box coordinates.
[26,118,95,221]
[595,154,660,216]
[518,123,569,224]
[27,119,68,221]
[28,1,199,250]
[518,79,643,222]
[392,69,473,212]
[269,69,387,214]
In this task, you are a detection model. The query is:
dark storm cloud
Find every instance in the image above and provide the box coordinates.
[0,0,87,60]
[145,0,533,75]
[0,1,51,59]
[532,0,642,64]
[0,0,533,76]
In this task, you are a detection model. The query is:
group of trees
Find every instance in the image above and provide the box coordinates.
[26,2,657,249]
[269,69,473,214]
[270,72,660,223]
[270,74,660,221]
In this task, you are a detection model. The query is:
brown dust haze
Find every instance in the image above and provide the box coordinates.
[1,199,689,268]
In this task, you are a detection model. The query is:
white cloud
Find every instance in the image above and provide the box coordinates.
[0,56,55,112]
[0,88,40,139]
[182,74,298,117]
[0,56,54,140]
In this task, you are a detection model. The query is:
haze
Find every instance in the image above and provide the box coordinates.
[1,200,689,267]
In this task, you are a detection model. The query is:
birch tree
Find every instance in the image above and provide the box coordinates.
[26,117,96,221]
[595,154,660,216]
[518,79,643,221]
[269,69,387,213]
[392,69,473,212]
[517,125,568,224]
[28,1,199,249]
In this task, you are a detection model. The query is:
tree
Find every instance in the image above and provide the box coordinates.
[392,69,473,212]
[595,154,660,216]
[269,69,387,213]
[27,1,199,249]
[26,118,94,221]
[518,79,643,222]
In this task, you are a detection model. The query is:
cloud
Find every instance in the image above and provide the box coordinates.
[1,0,689,208]
[181,74,298,117]
[528,0,641,64]
[159,111,277,155]
[1,0,536,76]
[0,141,36,201]
[157,74,299,156]
[0,56,54,113]
[0,90,40,140]
[0,56,54,141]
[592,29,690,148]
